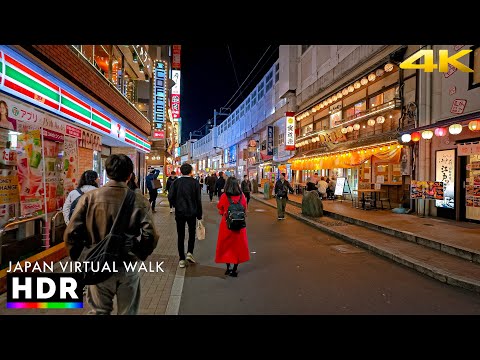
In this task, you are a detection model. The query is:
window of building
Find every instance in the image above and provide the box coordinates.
[278,132,285,146]
[301,123,314,135]
[469,45,480,89]
[275,62,280,83]
[314,116,330,131]
[344,100,366,120]
[369,87,397,109]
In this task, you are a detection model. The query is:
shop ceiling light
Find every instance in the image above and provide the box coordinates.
[421,130,434,139]
[376,116,385,124]
[360,77,368,86]
[367,118,376,126]
[449,124,463,135]
[434,127,447,137]
[468,120,480,131]
[411,132,421,142]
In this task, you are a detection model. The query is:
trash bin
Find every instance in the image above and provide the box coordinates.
[264,182,271,199]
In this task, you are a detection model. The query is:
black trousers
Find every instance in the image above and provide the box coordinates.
[208,190,215,201]
[148,189,158,210]
[244,192,251,204]
[175,215,197,260]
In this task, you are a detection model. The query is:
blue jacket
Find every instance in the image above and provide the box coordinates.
[146,170,160,191]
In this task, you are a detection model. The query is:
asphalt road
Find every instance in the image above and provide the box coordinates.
[179,194,480,315]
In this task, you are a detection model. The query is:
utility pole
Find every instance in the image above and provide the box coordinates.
[213,108,231,127]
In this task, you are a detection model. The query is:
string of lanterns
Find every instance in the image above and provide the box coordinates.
[296,63,395,122]
[294,140,400,160]
[401,120,480,143]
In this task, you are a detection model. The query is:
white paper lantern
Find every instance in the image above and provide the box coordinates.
[353,124,360,131]
[341,127,348,134]
[347,126,354,132]
[360,77,368,86]
[348,85,355,93]
[384,63,394,72]
[375,69,385,77]
[401,134,411,143]
[449,124,462,135]
[337,91,343,99]
[421,130,433,140]
[368,73,376,82]
[342,88,349,96]
[354,81,361,89]
[376,116,385,124]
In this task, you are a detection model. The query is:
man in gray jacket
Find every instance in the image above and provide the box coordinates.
[64,154,159,315]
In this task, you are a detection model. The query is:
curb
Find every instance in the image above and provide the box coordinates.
[252,195,480,294]
[165,266,185,315]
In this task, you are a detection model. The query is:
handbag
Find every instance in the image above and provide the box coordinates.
[78,189,136,285]
[196,219,205,240]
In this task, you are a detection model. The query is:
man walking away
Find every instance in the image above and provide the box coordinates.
[165,170,178,213]
[64,154,159,315]
[206,172,217,202]
[168,163,203,268]
[215,171,226,199]
[146,168,160,212]
[274,172,294,220]
[241,174,252,204]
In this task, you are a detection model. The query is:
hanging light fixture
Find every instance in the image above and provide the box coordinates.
[348,85,355,93]
[332,95,338,102]
[342,88,349,96]
[360,77,368,86]
[468,120,480,131]
[401,134,411,143]
[421,130,434,139]
[341,127,348,134]
[367,118,376,126]
[411,132,421,142]
[368,73,376,82]
[434,127,447,137]
[354,81,361,89]
[353,124,360,131]
[337,91,343,99]
[449,124,463,135]
[327,97,333,104]
[376,116,385,124]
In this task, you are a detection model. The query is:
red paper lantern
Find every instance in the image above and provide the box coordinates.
[411,132,421,142]
[469,120,480,131]
[434,127,447,137]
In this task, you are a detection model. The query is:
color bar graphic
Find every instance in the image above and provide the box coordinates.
[7,302,83,309]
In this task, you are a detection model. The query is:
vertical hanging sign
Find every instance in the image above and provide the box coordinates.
[154,62,166,127]
[285,112,296,151]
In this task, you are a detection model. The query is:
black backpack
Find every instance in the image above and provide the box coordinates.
[226,194,246,231]
[69,189,84,220]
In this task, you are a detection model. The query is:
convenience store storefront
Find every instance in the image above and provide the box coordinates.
[0,46,150,269]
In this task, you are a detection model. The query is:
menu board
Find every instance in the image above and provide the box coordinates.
[410,180,444,200]
[334,177,346,196]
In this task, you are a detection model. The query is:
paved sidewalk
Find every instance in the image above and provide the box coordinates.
[0,196,182,315]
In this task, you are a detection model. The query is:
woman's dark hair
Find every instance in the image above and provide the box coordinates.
[224,176,241,196]
[127,173,138,190]
[105,154,133,181]
[78,170,99,188]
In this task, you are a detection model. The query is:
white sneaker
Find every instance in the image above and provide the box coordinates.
[170,208,174,213]
[179,260,186,268]
[186,252,196,263]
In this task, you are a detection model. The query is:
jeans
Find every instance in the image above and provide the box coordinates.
[86,264,141,315]
[176,215,197,260]
[148,189,158,211]
[276,197,287,218]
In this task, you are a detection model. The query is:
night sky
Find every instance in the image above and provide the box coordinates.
[180,45,279,143]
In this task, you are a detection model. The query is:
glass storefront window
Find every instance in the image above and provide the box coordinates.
[344,100,366,120]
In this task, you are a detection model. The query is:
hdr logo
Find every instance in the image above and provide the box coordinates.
[400,49,474,73]
[6,273,84,309]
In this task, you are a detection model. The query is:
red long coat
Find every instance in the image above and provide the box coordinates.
[215,193,250,264]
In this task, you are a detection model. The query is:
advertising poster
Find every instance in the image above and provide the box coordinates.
[17,129,44,215]
[0,169,19,227]
[63,136,78,195]
[410,180,444,200]
[435,149,455,209]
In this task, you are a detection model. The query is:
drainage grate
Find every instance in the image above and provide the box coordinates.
[331,244,365,254]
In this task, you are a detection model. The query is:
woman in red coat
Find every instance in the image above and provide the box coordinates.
[216,176,250,277]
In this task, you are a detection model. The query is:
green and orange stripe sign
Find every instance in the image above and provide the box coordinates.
[0,48,150,152]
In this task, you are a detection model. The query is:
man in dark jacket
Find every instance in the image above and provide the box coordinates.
[206,172,217,202]
[146,169,160,212]
[64,154,159,315]
[241,175,252,204]
[168,163,203,268]
[215,171,226,199]
[165,171,178,213]
[274,172,294,220]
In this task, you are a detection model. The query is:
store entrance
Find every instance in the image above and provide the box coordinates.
[460,154,480,223]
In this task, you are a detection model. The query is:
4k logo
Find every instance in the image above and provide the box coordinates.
[400,50,474,73]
